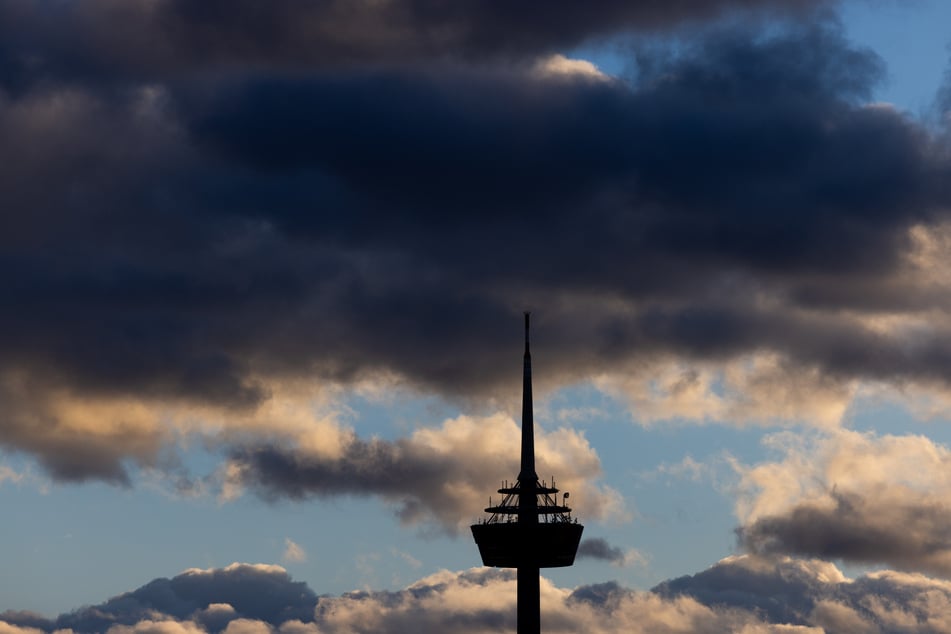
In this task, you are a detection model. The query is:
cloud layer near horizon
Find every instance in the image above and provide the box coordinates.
[11,556,951,633]
[4,0,951,482]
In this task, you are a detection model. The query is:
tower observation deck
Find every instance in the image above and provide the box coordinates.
[471,313,583,634]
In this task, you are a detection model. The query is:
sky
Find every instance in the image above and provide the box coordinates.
[3,0,951,632]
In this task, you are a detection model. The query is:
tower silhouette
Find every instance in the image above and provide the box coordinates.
[471,313,583,634]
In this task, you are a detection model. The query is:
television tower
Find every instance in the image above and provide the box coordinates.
[471,313,584,634]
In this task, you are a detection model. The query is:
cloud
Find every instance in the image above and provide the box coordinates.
[281,539,306,565]
[0,372,352,485]
[656,555,848,625]
[596,353,856,428]
[0,463,22,485]
[4,15,951,483]
[0,0,834,89]
[656,554,951,633]
[0,623,46,634]
[390,548,422,570]
[107,621,207,634]
[225,413,625,532]
[733,430,951,575]
[532,54,609,81]
[313,567,800,634]
[219,620,272,634]
[194,604,238,633]
[577,538,645,567]
[28,563,316,633]
[0,562,824,634]
[25,557,951,633]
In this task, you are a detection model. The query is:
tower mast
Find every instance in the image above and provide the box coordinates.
[518,313,539,633]
[519,312,537,485]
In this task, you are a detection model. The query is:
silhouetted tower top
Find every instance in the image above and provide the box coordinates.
[471,314,584,634]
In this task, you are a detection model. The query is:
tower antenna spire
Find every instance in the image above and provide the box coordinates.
[520,312,536,483]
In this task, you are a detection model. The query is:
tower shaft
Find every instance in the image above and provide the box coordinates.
[517,564,540,634]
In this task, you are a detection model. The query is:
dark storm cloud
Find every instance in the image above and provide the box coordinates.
[181,26,914,281]
[0,0,831,88]
[737,490,951,576]
[4,16,951,482]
